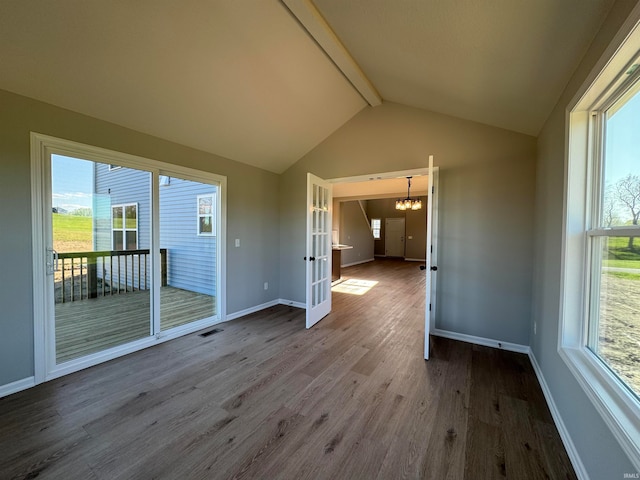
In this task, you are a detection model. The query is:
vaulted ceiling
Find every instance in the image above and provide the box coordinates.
[0,0,615,173]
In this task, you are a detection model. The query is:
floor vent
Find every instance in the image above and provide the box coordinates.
[199,328,223,338]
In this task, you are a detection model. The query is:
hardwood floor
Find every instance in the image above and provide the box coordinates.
[0,259,576,479]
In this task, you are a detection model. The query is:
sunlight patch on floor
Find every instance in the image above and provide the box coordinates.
[331,278,378,295]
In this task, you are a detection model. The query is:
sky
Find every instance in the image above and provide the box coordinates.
[605,88,640,224]
[51,154,94,212]
[606,89,640,183]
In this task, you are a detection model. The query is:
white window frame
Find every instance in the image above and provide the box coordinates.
[197,193,216,236]
[371,218,381,239]
[561,8,640,470]
[111,202,138,250]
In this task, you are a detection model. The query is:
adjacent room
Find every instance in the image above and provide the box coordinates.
[1,1,639,478]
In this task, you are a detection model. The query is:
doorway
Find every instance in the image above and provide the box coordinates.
[325,163,438,359]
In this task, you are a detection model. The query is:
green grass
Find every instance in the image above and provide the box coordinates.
[603,259,640,269]
[603,236,640,268]
[606,271,640,281]
[52,213,92,251]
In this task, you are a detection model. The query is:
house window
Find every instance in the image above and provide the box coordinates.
[586,84,640,400]
[197,194,216,236]
[112,203,138,250]
[371,218,381,239]
[562,18,640,466]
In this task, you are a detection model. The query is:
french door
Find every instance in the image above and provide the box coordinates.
[424,155,438,360]
[305,173,332,328]
[31,134,225,381]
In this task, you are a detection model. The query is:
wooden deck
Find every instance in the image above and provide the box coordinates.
[55,286,215,363]
[1,259,576,479]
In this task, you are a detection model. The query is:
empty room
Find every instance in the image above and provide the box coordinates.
[1,1,639,479]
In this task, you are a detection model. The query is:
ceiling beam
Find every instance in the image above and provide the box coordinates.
[281,0,382,107]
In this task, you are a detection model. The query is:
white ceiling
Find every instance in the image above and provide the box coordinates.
[333,175,429,200]
[0,1,615,172]
[0,1,365,173]
[311,0,615,136]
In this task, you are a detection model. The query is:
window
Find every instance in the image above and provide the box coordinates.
[371,218,381,239]
[587,85,640,400]
[563,17,640,467]
[112,203,138,250]
[197,194,216,236]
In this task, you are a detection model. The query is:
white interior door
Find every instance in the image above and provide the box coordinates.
[425,155,438,359]
[306,173,332,328]
[385,218,405,257]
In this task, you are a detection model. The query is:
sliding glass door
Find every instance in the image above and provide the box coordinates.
[159,175,217,330]
[33,134,224,380]
[51,156,153,363]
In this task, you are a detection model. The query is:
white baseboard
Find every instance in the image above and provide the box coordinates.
[224,298,306,322]
[225,299,281,321]
[342,258,375,268]
[0,376,35,399]
[431,328,529,354]
[278,298,306,309]
[528,352,589,480]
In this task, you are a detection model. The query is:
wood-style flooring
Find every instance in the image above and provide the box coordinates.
[0,259,576,479]
[55,286,215,362]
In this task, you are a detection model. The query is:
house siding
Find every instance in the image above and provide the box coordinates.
[94,165,216,296]
[159,178,217,296]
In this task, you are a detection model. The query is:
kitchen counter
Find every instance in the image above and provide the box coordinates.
[331,244,353,281]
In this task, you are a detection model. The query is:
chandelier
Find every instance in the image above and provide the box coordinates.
[395,176,422,210]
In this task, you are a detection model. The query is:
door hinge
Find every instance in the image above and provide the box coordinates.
[429,303,432,311]
[430,245,433,253]
[432,186,434,194]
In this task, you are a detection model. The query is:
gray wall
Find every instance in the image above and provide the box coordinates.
[0,88,280,386]
[338,200,374,266]
[279,101,536,346]
[531,0,637,476]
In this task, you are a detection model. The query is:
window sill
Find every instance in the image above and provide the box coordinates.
[559,345,640,470]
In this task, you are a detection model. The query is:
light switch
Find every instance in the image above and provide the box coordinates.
[235,238,240,247]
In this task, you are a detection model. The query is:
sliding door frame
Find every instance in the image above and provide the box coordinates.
[30,133,227,383]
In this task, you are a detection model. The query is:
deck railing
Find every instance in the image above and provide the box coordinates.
[55,249,167,303]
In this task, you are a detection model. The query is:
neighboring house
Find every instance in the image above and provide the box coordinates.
[93,164,217,297]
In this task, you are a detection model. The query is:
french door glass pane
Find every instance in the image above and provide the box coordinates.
[159,176,217,331]
[52,155,152,363]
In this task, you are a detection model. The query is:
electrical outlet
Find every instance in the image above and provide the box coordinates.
[264,282,268,290]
